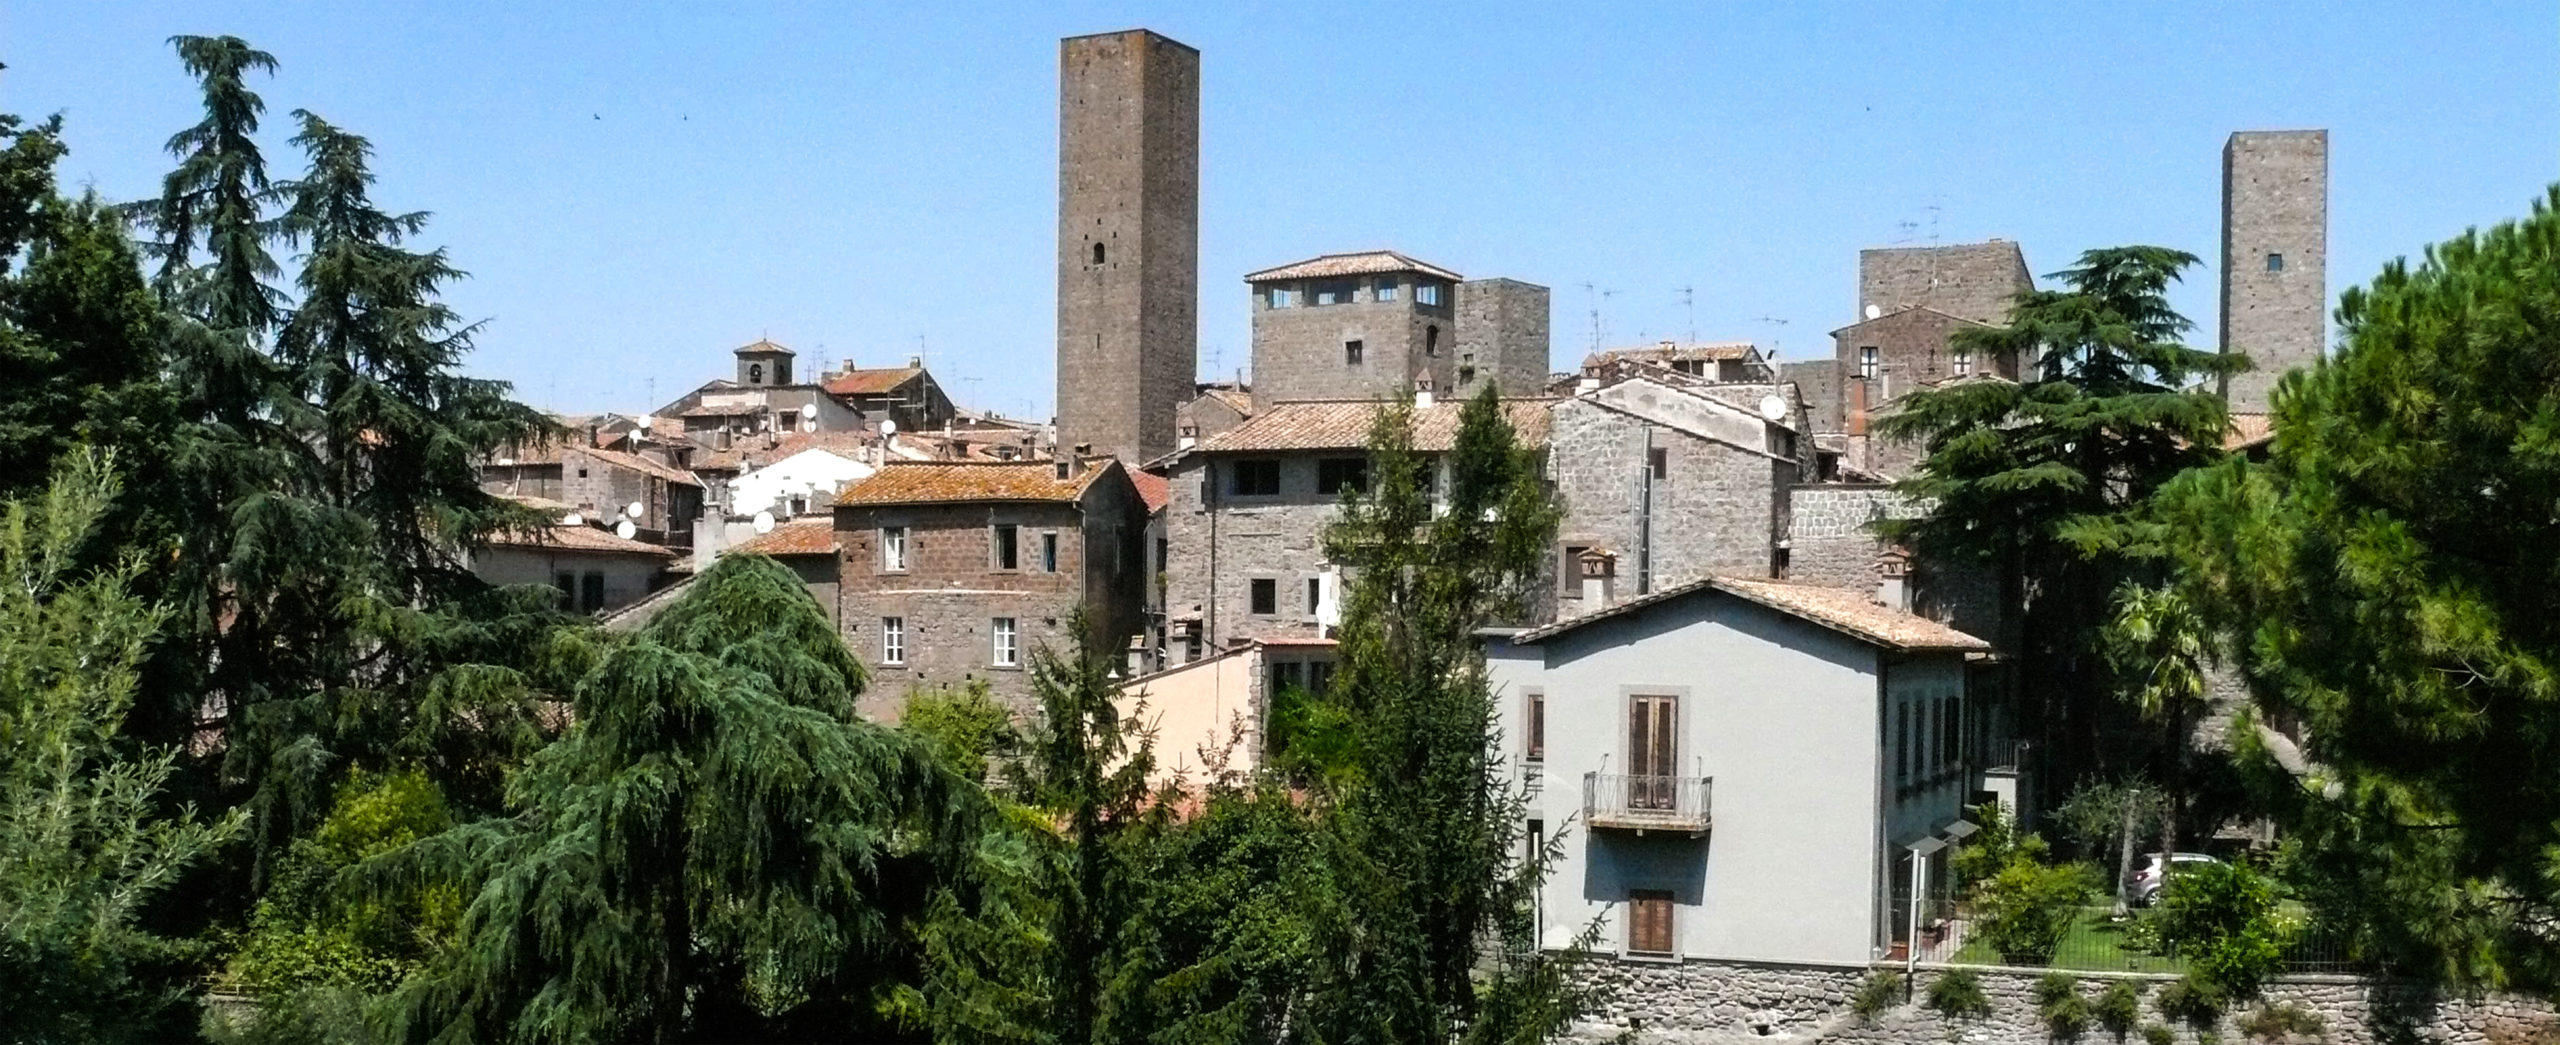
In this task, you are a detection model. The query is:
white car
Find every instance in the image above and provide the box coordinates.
[2132,852,2222,906]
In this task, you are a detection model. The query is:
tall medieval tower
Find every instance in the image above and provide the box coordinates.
[1056,30,1199,463]
[2219,129,2328,414]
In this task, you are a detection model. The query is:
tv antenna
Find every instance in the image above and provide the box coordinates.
[1677,286,1698,344]
[1579,282,1617,352]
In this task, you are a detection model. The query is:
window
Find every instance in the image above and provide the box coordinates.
[1373,277,1399,302]
[992,524,1020,570]
[1156,537,1169,574]
[991,617,1019,667]
[1267,286,1298,309]
[788,494,807,516]
[1416,282,1444,307]
[881,617,905,665]
[1307,576,1322,613]
[1627,890,1675,956]
[1648,447,1669,481]
[1896,703,1911,785]
[2266,252,2285,272]
[1041,531,1060,573]
[1314,281,1354,306]
[1308,659,1335,694]
[748,363,764,383]
[1230,458,1281,496]
[1859,346,1880,380]
[1628,694,1678,810]
[580,571,605,614]
[553,571,575,608]
[1526,691,1545,762]
[1316,457,1369,495]
[1270,659,1306,695]
[1250,578,1278,615]
[880,526,909,571]
[1092,241,1106,265]
[1344,339,1365,365]
[1559,544,1590,597]
[1525,818,1545,864]
[1425,324,1440,357]
[1953,348,1973,376]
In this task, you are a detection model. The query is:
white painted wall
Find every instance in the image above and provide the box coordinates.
[729,448,874,519]
[1489,591,1967,966]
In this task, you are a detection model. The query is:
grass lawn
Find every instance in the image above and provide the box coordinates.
[1951,906,2187,973]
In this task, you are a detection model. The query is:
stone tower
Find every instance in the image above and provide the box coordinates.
[1243,251,1461,408]
[1057,30,1199,462]
[2220,129,2328,414]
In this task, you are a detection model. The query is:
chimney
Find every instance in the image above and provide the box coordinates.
[1578,548,1618,608]
[909,354,923,369]
[1875,545,1912,612]
[1576,375,1601,395]
[1415,387,1436,409]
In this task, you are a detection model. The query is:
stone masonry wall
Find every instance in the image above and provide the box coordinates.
[1161,454,1343,651]
[2221,130,2328,414]
[1249,279,1454,407]
[1564,958,2560,1045]
[1857,241,2033,327]
[1548,397,1790,602]
[837,500,1092,718]
[1456,277,1553,398]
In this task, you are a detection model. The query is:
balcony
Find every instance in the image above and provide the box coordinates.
[1583,772,1712,835]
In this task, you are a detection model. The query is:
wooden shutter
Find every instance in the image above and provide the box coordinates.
[1628,889,1675,955]
[1629,695,1677,809]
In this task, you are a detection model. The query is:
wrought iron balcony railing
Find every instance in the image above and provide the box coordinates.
[1583,771,1712,835]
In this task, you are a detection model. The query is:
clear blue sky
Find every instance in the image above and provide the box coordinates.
[12,3,2554,420]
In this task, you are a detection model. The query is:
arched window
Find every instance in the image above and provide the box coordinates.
[1426,325,1440,357]
[748,363,764,384]
[1091,242,1106,266]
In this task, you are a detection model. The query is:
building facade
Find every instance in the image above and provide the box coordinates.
[1856,240,2033,326]
[1486,576,1988,965]
[1245,251,1464,408]
[833,459,1146,718]
[1454,277,1553,398]
[474,523,678,616]
[1056,29,1200,464]
[2220,129,2329,414]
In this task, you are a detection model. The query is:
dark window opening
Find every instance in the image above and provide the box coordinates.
[1628,889,1675,956]
[748,363,764,384]
[1041,531,1060,573]
[1527,691,1545,761]
[1426,324,1440,357]
[1230,459,1281,496]
[1858,347,1879,380]
[579,571,605,613]
[1250,578,1278,615]
[992,524,1020,570]
[553,572,575,607]
[1092,241,1106,265]
[1316,457,1369,495]
[1559,544,1590,597]
[2266,252,2284,272]
[1345,339,1364,365]
[1270,659,1306,695]
[1307,576,1322,613]
[1649,447,1669,480]
[1307,659,1334,694]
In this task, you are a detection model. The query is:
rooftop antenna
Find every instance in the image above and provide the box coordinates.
[1578,282,1617,352]
[1677,286,1698,344]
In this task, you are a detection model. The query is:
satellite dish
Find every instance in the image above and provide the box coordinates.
[800,403,818,420]
[560,512,584,526]
[879,419,898,437]
[614,519,637,539]
[1758,394,1790,422]
[752,511,776,534]
[1863,303,1883,321]
[625,501,645,519]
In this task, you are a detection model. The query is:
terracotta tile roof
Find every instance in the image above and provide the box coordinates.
[498,492,575,514]
[1183,399,1554,456]
[1582,341,1762,369]
[734,338,794,356]
[485,524,678,557]
[1243,250,1462,283]
[836,459,1113,507]
[1128,469,1171,514]
[1199,386,1255,415]
[731,517,837,557]
[822,367,925,397]
[679,402,764,418]
[1510,575,1990,653]
[2225,412,2274,451]
[571,445,701,487]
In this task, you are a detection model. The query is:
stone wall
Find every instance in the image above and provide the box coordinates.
[1547,397,1791,602]
[1564,957,2560,1045]
[1857,241,2032,327]
[1249,279,1454,407]
[1161,454,1344,651]
[1456,277,1553,398]
[2221,130,2328,414]
[836,499,1100,717]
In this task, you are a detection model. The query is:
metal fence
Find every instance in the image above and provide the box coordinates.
[1898,902,2355,975]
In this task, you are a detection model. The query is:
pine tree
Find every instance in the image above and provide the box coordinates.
[2146,186,2560,990]
[0,451,244,1041]
[1879,246,2235,790]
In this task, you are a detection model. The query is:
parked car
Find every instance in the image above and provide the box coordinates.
[2132,852,2222,905]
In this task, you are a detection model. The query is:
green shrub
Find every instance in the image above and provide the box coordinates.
[1926,969,1993,1020]
[898,680,1019,782]
[2237,1002,2326,1042]
[2039,973,2090,1039]
[2156,976,2225,1026]
[1850,970,1906,1024]
[1976,854,2098,964]
[2142,1024,2176,1045]
[1952,801,2026,892]
[2097,980,2144,1038]
[2156,861,2290,1002]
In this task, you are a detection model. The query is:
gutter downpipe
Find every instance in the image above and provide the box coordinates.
[1637,427,1655,596]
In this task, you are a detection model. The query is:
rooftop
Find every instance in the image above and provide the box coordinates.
[822,366,928,397]
[836,459,1114,507]
[1128,469,1171,515]
[1509,575,1991,653]
[572,445,701,487]
[1243,250,1462,284]
[734,338,795,356]
[730,517,837,557]
[484,523,679,558]
[1581,340,1762,370]
[1181,398,1554,456]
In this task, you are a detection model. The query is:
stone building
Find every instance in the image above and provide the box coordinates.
[1174,383,1253,447]
[727,516,843,627]
[1244,251,1466,408]
[2221,129,2328,414]
[474,521,678,616]
[832,459,1146,718]
[1454,278,1553,397]
[481,438,705,551]
[1056,29,1199,464]
[1856,240,2033,326]
[1547,376,1804,618]
[1827,305,2021,478]
[1581,341,1770,384]
[1791,241,2035,479]
[653,340,871,452]
[1156,397,1553,656]
[818,356,957,433]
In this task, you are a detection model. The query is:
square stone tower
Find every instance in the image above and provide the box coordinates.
[1243,251,1460,408]
[1057,30,1199,463]
[1455,278,1552,397]
[2220,129,2328,414]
